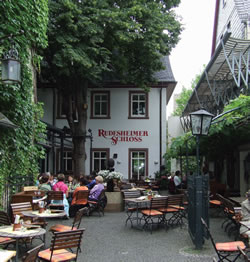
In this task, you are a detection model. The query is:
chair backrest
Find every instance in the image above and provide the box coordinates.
[11,202,33,221]
[150,196,168,209]
[50,229,85,261]
[167,194,184,207]
[121,184,133,190]
[23,186,38,192]
[238,246,250,262]
[47,191,64,201]
[123,190,141,199]
[22,243,44,262]
[201,218,217,252]
[0,210,11,226]
[72,207,87,229]
[75,190,89,201]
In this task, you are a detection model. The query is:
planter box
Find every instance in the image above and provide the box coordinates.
[105,192,124,212]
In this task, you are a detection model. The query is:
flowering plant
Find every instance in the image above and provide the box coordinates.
[98,170,123,182]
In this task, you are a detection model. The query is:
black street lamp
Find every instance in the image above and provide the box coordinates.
[188,108,214,249]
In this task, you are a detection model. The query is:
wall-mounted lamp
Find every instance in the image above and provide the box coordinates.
[1,44,21,84]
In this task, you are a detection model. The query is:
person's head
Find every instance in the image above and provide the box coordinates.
[68,175,74,182]
[79,177,87,186]
[49,174,54,181]
[95,175,103,184]
[175,170,181,176]
[57,173,65,182]
[40,174,49,184]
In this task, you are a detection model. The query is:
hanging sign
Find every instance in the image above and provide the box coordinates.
[98,129,148,145]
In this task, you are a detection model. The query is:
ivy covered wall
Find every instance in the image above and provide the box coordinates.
[0,1,48,208]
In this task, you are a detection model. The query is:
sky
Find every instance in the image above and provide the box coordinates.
[167,0,216,116]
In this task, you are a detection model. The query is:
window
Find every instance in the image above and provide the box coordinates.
[91,91,110,119]
[129,149,148,180]
[92,148,110,172]
[129,91,148,119]
[57,92,77,120]
[57,149,73,174]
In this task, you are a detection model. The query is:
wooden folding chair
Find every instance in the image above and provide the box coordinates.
[201,218,246,262]
[11,202,33,222]
[0,211,16,247]
[50,207,87,233]
[47,191,64,210]
[22,243,44,262]
[123,190,142,226]
[38,229,85,261]
[238,245,250,261]
[88,190,107,216]
[163,194,184,227]
[11,202,47,228]
[140,197,167,234]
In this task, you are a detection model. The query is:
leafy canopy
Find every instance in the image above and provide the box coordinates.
[44,0,182,88]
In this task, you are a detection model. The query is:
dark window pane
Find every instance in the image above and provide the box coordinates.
[101,102,107,115]
[139,95,145,101]
[95,102,100,115]
[101,152,106,158]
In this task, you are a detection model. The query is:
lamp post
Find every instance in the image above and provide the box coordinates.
[188,108,214,249]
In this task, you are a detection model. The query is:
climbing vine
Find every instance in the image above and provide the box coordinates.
[0,1,48,207]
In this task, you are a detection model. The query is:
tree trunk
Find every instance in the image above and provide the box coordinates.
[66,80,88,179]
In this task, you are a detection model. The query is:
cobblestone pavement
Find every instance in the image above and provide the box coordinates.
[35,210,242,262]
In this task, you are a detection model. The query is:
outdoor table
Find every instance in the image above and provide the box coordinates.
[0,249,16,262]
[124,197,150,230]
[22,210,66,219]
[0,225,46,262]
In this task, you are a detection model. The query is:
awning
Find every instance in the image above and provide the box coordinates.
[0,112,18,129]
[180,31,250,132]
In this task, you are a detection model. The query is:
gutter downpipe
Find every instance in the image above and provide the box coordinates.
[159,87,162,168]
[211,0,220,56]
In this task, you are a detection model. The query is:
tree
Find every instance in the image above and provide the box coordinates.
[42,0,182,178]
[172,68,204,116]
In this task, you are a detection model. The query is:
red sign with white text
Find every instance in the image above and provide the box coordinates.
[98,129,148,145]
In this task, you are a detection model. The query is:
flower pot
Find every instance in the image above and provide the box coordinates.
[13,223,21,231]
[39,208,45,214]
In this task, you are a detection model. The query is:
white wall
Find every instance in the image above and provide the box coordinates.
[38,87,168,179]
[86,87,165,179]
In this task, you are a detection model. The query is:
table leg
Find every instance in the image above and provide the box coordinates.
[15,238,19,262]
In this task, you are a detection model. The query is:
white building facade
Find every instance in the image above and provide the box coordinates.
[38,56,176,180]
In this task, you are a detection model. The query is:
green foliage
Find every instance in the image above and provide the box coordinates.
[44,0,182,87]
[167,95,250,173]
[172,68,203,116]
[0,0,48,207]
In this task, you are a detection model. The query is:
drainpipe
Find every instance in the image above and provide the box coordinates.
[52,88,56,174]
[159,87,162,167]
[211,0,220,56]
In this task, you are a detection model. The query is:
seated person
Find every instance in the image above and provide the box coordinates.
[69,177,88,217]
[38,174,51,192]
[48,173,57,187]
[52,173,69,218]
[86,175,96,190]
[88,175,104,201]
[66,175,80,193]
[174,170,181,189]
[240,190,250,241]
